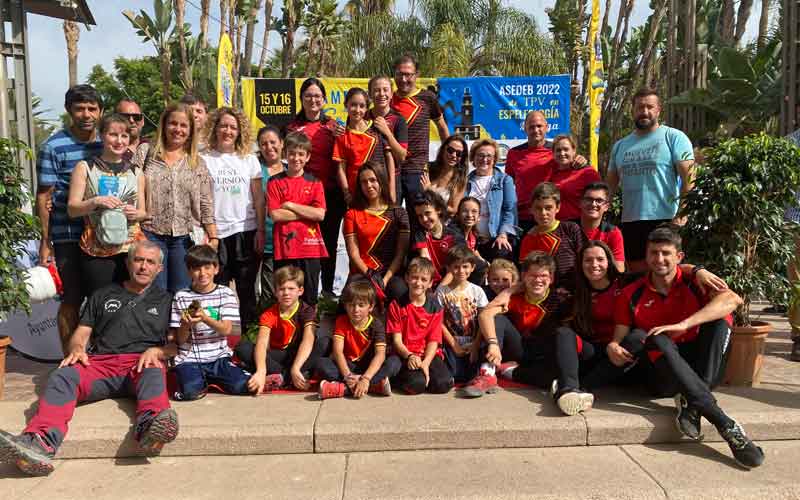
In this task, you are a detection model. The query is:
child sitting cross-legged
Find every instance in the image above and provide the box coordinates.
[171,244,251,400]
[384,257,454,394]
[316,281,395,399]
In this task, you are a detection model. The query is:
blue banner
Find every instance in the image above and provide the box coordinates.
[437,75,571,143]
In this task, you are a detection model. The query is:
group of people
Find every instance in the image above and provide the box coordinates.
[0,55,765,477]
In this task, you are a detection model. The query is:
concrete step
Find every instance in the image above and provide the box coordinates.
[1,381,799,459]
[4,441,799,500]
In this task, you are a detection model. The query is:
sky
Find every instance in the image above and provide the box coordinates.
[23,0,762,121]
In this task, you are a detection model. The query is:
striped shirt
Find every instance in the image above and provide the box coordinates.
[170,285,240,364]
[36,129,103,243]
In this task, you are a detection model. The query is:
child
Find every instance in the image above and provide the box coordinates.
[316,281,395,399]
[333,87,395,204]
[435,245,489,384]
[170,244,251,400]
[465,252,572,398]
[485,258,519,302]
[236,266,323,392]
[413,190,465,285]
[268,132,328,305]
[384,257,453,394]
[449,196,488,285]
[519,182,587,293]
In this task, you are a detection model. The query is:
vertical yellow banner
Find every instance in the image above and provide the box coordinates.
[217,33,234,108]
[588,0,605,169]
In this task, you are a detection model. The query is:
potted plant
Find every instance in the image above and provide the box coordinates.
[0,138,41,398]
[681,132,800,386]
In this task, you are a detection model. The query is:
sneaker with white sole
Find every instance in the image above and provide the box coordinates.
[369,377,392,396]
[551,380,594,416]
[674,393,703,440]
[462,373,499,398]
[719,420,765,468]
[0,431,55,476]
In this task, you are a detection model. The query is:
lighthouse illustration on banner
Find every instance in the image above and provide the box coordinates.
[453,87,482,141]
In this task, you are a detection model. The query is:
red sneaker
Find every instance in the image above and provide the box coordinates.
[498,362,518,381]
[462,373,498,398]
[368,377,392,396]
[319,380,347,399]
[262,373,284,393]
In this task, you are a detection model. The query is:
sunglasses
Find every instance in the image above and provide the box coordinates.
[120,112,143,122]
[445,145,464,157]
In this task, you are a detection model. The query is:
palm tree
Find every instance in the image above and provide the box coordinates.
[174,0,191,91]
[199,0,210,49]
[243,0,262,76]
[257,0,274,77]
[63,20,79,87]
[123,0,176,106]
[275,0,307,77]
[344,0,394,17]
[304,0,346,75]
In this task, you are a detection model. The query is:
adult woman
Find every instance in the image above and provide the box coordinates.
[67,113,147,297]
[134,103,217,294]
[343,162,410,303]
[549,134,601,222]
[286,78,343,299]
[201,107,265,327]
[421,135,468,215]
[465,138,517,261]
[367,75,408,202]
[256,125,285,308]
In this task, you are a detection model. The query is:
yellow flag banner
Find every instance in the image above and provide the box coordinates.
[588,0,605,169]
[217,33,234,108]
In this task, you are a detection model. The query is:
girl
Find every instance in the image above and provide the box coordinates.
[449,196,486,285]
[334,87,394,205]
[367,75,408,202]
[256,125,286,308]
[549,135,601,222]
[421,135,469,216]
[68,113,148,297]
[412,190,464,285]
[201,107,265,328]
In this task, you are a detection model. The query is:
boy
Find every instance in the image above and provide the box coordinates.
[316,282,394,399]
[465,252,572,398]
[580,182,625,272]
[171,245,251,400]
[485,258,519,301]
[412,190,465,284]
[435,245,489,384]
[235,266,323,392]
[384,257,453,394]
[268,132,328,305]
[519,182,587,293]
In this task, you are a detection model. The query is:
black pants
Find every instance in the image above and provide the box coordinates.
[385,354,453,394]
[491,315,525,363]
[234,335,329,380]
[583,320,733,429]
[80,251,129,299]
[320,185,346,295]
[217,230,259,328]
[552,326,606,393]
[315,355,397,383]
[444,317,521,382]
[258,253,275,309]
[275,258,321,305]
[476,237,515,263]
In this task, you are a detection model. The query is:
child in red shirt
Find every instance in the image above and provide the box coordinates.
[268,132,328,305]
[412,190,465,285]
[384,257,453,394]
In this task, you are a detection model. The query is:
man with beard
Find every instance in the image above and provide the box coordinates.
[36,85,104,353]
[606,88,695,273]
[115,99,147,161]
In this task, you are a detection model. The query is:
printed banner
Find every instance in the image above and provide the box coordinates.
[217,33,234,108]
[588,0,605,169]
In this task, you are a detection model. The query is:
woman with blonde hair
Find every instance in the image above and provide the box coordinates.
[134,102,217,293]
[200,106,265,327]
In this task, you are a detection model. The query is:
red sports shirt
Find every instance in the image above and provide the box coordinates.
[332,123,387,193]
[549,166,602,221]
[267,171,329,260]
[587,278,623,343]
[333,314,387,362]
[504,144,556,221]
[285,118,337,187]
[386,294,444,358]
[506,288,567,337]
[583,222,626,264]
[343,207,410,272]
[413,225,466,282]
[519,221,587,291]
[391,89,443,174]
[259,301,317,351]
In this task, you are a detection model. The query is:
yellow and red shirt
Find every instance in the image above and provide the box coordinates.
[343,207,410,272]
[506,289,568,338]
[258,301,317,351]
[519,220,587,291]
[391,89,443,174]
[386,294,444,358]
[332,122,387,193]
[333,314,387,362]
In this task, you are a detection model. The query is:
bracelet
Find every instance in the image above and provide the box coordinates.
[691,265,705,277]
[487,338,499,345]
[406,353,416,360]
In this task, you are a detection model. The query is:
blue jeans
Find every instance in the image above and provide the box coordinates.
[144,231,192,294]
[173,357,251,400]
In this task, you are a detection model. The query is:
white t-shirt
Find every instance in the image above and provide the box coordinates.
[170,285,240,365]
[202,151,263,238]
[471,174,492,237]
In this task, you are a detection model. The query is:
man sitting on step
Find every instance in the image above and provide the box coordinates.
[0,240,179,476]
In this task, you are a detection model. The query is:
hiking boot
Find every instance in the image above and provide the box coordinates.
[263,373,285,392]
[0,431,55,476]
[462,373,498,398]
[138,408,179,455]
[791,340,800,362]
[674,394,703,440]
[551,380,594,416]
[497,361,518,381]
[319,380,347,400]
[719,420,765,468]
[368,377,392,396]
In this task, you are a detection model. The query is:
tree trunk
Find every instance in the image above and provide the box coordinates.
[717,0,735,45]
[161,50,172,107]
[220,0,229,33]
[604,0,634,123]
[200,0,210,49]
[734,0,754,45]
[632,0,667,86]
[601,0,612,37]
[756,0,771,50]
[243,0,262,76]
[257,0,274,76]
[281,0,298,77]
[63,20,79,87]
[174,0,191,91]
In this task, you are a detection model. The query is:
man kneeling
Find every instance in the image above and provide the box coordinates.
[0,241,178,476]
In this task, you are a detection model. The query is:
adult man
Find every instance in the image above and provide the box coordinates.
[606,88,695,273]
[589,226,764,468]
[579,181,625,272]
[36,85,104,353]
[391,54,449,205]
[115,99,146,161]
[180,94,209,150]
[0,241,179,476]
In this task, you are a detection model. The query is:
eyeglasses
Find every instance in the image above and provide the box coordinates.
[120,113,143,122]
[475,153,495,161]
[303,93,324,101]
[581,196,608,206]
[445,145,464,157]
[395,71,416,79]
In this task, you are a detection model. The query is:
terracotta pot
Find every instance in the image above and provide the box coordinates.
[723,321,771,387]
[0,336,11,400]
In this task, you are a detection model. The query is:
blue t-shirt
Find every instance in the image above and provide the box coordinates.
[608,125,694,223]
[36,129,103,243]
[260,158,286,255]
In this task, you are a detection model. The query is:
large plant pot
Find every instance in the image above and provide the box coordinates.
[0,336,11,400]
[723,321,771,387]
